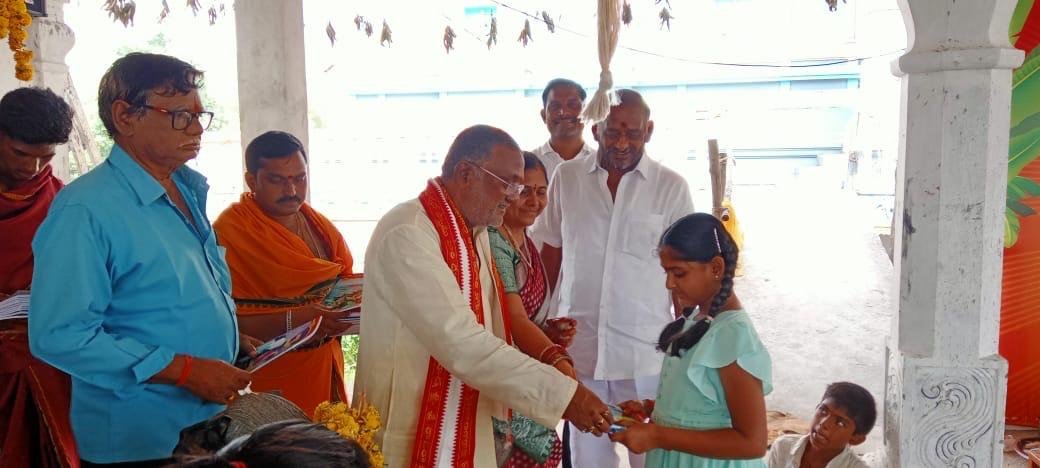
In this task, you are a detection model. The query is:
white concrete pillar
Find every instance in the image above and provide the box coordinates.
[27,0,75,181]
[887,0,1022,465]
[233,0,309,156]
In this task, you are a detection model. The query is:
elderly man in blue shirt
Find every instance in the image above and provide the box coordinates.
[28,53,256,467]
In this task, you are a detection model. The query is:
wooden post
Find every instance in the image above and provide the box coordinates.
[719,152,730,220]
[707,139,723,218]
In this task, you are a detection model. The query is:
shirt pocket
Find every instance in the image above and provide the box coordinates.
[622,213,665,259]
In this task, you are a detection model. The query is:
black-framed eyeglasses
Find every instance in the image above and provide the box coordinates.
[464,161,524,198]
[143,105,214,131]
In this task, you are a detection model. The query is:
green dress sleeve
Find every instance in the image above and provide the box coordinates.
[488,227,521,294]
[684,312,773,404]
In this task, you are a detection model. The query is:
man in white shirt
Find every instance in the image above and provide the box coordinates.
[530,78,597,180]
[540,90,695,468]
[529,78,597,468]
[355,125,614,468]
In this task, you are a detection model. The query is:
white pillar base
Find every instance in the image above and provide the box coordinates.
[885,347,1007,466]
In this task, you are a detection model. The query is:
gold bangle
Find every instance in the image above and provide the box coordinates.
[537,344,557,363]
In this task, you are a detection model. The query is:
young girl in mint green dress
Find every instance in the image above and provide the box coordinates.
[610,213,772,468]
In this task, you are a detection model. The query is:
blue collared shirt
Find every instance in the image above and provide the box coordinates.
[28,145,238,463]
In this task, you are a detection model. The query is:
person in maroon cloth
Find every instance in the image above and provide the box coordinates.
[0,87,77,468]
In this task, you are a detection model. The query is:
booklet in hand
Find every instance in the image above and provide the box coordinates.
[237,316,323,371]
[0,291,29,321]
[321,275,362,336]
[322,275,363,313]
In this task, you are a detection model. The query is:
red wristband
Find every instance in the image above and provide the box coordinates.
[175,355,193,387]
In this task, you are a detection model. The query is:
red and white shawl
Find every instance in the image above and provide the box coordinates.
[411,178,513,467]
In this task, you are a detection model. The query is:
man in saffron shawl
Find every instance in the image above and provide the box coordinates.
[214,131,355,416]
[0,87,76,468]
[354,125,614,467]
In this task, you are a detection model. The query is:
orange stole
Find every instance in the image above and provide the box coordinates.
[213,193,354,415]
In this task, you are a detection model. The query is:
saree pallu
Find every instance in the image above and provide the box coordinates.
[0,324,78,468]
[518,235,549,326]
[503,235,562,468]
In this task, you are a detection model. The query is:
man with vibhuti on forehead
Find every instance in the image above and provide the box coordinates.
[214,130,356,416]
[540,89,695,468]
[354,124,616,467]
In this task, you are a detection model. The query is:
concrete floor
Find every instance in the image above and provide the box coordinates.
[731,181,893,454]
[728,179,1036,466]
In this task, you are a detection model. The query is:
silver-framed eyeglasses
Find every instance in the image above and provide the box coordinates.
[143,105,215,131]
[466,162,524,198]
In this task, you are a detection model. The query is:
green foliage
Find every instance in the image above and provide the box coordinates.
[1011,49,1040,129]
[1009,116,1040,179]
[310,111,325,130]
[1010,0,1035,45]
[341,335,360,374]
[200,91,228,132]
[1005,175,1040,247]
[1005,13,1040,247]
[147,32,170,49]
[1006,206,1022,248]
[92,119,115,159]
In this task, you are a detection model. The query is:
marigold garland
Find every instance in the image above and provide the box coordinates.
[1,0,33,81]
[313,396,385,467]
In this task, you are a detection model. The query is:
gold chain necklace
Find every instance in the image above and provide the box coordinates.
[500,225,533,272]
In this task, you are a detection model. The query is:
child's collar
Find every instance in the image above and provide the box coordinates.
[795,435,858,467]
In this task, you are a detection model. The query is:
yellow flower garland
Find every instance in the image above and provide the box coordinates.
[313,396,385,467]
[0,0,33,81]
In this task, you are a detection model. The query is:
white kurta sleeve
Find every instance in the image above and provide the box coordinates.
[372,223,577,427]
[537,165,565,249]
[669,177,695,225]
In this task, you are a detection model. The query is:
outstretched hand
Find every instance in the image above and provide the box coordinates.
[617,399,651,421]
[609,419,658,454]
[562,384,613,437]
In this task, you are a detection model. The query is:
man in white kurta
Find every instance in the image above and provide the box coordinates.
[531,140,595,186]
[355,125,613,468]
[540,90,696,468]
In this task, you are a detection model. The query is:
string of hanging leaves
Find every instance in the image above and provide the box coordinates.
[443,25,457,53]
[104,0,227,27]
[96,0,845,59]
